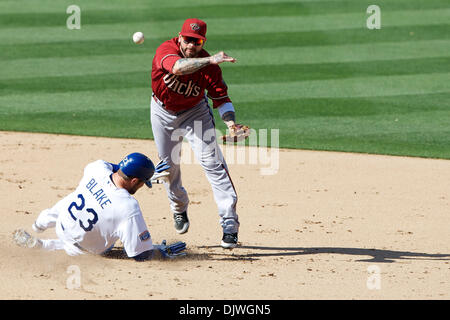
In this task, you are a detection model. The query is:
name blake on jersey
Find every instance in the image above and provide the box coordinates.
[86,178,112,209]
[164,73,201,97]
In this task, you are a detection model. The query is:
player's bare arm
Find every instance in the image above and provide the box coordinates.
[172,57,211,75]
[172,52,236,76]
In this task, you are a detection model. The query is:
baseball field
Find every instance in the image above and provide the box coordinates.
[1,0,449,301]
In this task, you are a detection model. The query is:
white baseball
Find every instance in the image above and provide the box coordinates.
[132,32,144,44]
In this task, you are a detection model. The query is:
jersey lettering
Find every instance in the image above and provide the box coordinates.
[163,74,201,98]
[68,194,98,232]
[86,178,112,208]
[68,194,84,221]
[55,160,152,256]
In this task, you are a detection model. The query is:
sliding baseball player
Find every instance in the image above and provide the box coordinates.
[13,153,186,260]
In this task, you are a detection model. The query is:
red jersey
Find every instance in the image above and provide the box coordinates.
[151,37,232,112]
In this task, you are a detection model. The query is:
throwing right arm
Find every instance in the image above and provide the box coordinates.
[172,51,236,76]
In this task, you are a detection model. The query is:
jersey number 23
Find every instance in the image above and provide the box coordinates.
[68,194,98,232]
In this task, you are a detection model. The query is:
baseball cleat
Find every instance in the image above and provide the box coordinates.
[32,222,45,233]
[221,232,238,249]
[173,211,189,234]
[13,229,43,249]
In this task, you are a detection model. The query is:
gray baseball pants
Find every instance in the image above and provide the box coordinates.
[150,95,240,234]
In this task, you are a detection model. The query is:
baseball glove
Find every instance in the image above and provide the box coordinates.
[222,124,251,143]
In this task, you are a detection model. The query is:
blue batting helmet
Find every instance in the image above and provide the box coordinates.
[118,153,155,183]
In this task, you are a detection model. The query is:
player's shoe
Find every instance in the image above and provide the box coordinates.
[32,222,45,233]
[221,232,238,249]
[13,229,43,249]
[173,211,189,234]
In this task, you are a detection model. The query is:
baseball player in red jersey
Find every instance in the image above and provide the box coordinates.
[151,18,244,248]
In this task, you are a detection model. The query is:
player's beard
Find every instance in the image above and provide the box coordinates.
[181,46,198,58]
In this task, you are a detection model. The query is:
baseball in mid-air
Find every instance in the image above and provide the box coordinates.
[132,32,144,44]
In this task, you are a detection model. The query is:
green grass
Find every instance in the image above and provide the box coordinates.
[0,0,449,159]
[2,25,448,60]
[2,1,448,28]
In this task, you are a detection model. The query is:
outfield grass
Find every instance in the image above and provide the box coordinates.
[0,0,449,158]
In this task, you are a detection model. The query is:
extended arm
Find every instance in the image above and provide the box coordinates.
[172,51,236,75]
[172,57,211,75]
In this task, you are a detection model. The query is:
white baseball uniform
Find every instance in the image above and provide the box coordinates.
[34,160,153,257]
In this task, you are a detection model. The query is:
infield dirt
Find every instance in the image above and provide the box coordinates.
[1,131,449,299]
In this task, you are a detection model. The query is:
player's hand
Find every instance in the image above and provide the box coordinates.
[155,160,170,173]
[154,240,187,259]
[225,120,236,132]
[210,51,236,64]
[146,160,171,187]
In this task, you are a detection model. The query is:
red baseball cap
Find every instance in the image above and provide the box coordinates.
[180,18,207,41]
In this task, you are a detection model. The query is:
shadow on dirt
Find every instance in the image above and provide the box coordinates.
[102,247,209,261]
[196,245,450,263]
[101,245,450,263]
